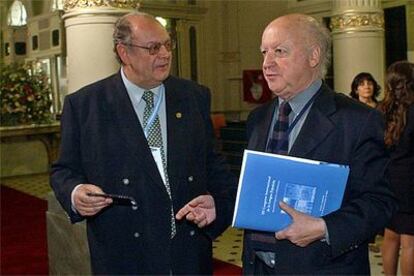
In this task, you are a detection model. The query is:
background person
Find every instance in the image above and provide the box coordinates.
[350,73,384,253]
[50,12,236,275]
[350,72,381,108]
[242,13,397,275]
[378,61,414,276]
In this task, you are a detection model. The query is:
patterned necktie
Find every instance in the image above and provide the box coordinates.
[249,101,293,262]
[142,90,176,238]
[267,101,292,155]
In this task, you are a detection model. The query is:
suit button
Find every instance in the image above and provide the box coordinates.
[188,176,194,182]
[132,205,138,210]
[134,232,140,238]
[189,230,195,236]
[122,178,130,185]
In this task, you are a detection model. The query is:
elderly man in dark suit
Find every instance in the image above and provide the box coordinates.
[50,12,236,275]
[242,13,397,275]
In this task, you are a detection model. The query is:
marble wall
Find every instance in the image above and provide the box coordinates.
[1,141,47,177]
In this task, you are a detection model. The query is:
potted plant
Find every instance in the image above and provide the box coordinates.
[0,63,53,126]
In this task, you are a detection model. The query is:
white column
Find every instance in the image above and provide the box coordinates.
[63,0,139,94]
[331,0,385,94]
[219,1,242,120]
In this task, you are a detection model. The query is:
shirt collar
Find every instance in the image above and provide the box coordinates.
[281,79,322,115]
[120,67,163,103]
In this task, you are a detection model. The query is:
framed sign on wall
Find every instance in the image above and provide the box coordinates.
[243,70,272,104]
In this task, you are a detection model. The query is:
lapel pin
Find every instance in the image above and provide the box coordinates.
[176,112,182,119]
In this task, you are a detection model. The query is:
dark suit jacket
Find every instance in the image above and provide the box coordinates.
[50,72,236,275]
[243,84,397,275]
[387,104,414,213]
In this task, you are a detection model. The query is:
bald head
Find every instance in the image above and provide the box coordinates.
[113,11,172,88]
[113,12,165,64]
[260,13,331,99]
[264,13,331,78]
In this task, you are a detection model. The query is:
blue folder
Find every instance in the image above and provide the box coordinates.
[232,150,349,232]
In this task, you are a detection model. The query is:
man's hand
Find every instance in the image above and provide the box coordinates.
[175,195,216,228]
[275,201,327,247]
[73,184,112,216]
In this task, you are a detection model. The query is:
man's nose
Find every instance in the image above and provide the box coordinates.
[263,52,276,69]
[158,44,171,57]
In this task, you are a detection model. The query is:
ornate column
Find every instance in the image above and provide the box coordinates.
[63,0,139,94]
[330,0,385,94]
[408,2,414,63]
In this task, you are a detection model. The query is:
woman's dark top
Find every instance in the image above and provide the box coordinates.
[387,104,414,214]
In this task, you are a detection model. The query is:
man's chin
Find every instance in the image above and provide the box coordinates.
[271,89,292,100]
[269,85,286,95]
[155,72,170,82]
[267,81,285,92]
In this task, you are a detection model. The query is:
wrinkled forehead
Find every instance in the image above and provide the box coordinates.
[262,18,315,50]
[261,21,298,47]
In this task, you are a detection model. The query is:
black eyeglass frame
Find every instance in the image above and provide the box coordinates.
[125,40,176,55]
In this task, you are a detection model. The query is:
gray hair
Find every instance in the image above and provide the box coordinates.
[112,11,159,64]
[299,15,332,79]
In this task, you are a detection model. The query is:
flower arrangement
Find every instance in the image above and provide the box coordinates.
[0,63,53,126]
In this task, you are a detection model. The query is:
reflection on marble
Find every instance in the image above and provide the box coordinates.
[47,192,91,275]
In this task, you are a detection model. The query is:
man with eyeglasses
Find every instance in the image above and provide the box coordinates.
[51,11,236,275]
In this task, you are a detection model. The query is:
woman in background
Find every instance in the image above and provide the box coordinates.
[379,61,414,276]
[350,72,381,108]
[351,72,383,253]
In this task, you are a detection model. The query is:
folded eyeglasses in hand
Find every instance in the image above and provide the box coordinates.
[87,192,137,206]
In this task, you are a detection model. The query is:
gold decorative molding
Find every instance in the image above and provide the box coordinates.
[330,12,384,32]
[64,0,140,11]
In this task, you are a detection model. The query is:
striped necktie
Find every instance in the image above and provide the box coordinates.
[249,101,293,264]
[267,101,292,155]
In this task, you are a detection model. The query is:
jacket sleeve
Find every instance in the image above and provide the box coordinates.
[195,85,238,239]
[323,109,398,258]
[50,95,87,223]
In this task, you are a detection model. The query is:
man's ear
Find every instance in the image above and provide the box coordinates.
[116,43,130,65]
[309,45,321,68]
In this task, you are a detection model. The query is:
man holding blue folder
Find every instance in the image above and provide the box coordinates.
[242,13,397,274]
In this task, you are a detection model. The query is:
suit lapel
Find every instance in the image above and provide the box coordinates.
[108,72,166,190]
[164,77,187,177]
[290,84,336,157]
[248,99,278,152]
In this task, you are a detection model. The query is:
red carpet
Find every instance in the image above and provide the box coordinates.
[0,185,241,275]
[213,259,242,275]
[1,185,48,275]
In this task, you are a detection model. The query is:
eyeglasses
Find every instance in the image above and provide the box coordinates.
[125,40,176,55]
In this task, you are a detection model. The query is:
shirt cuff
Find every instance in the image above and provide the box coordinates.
[71,184,83,213]
[320,219,330,244]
